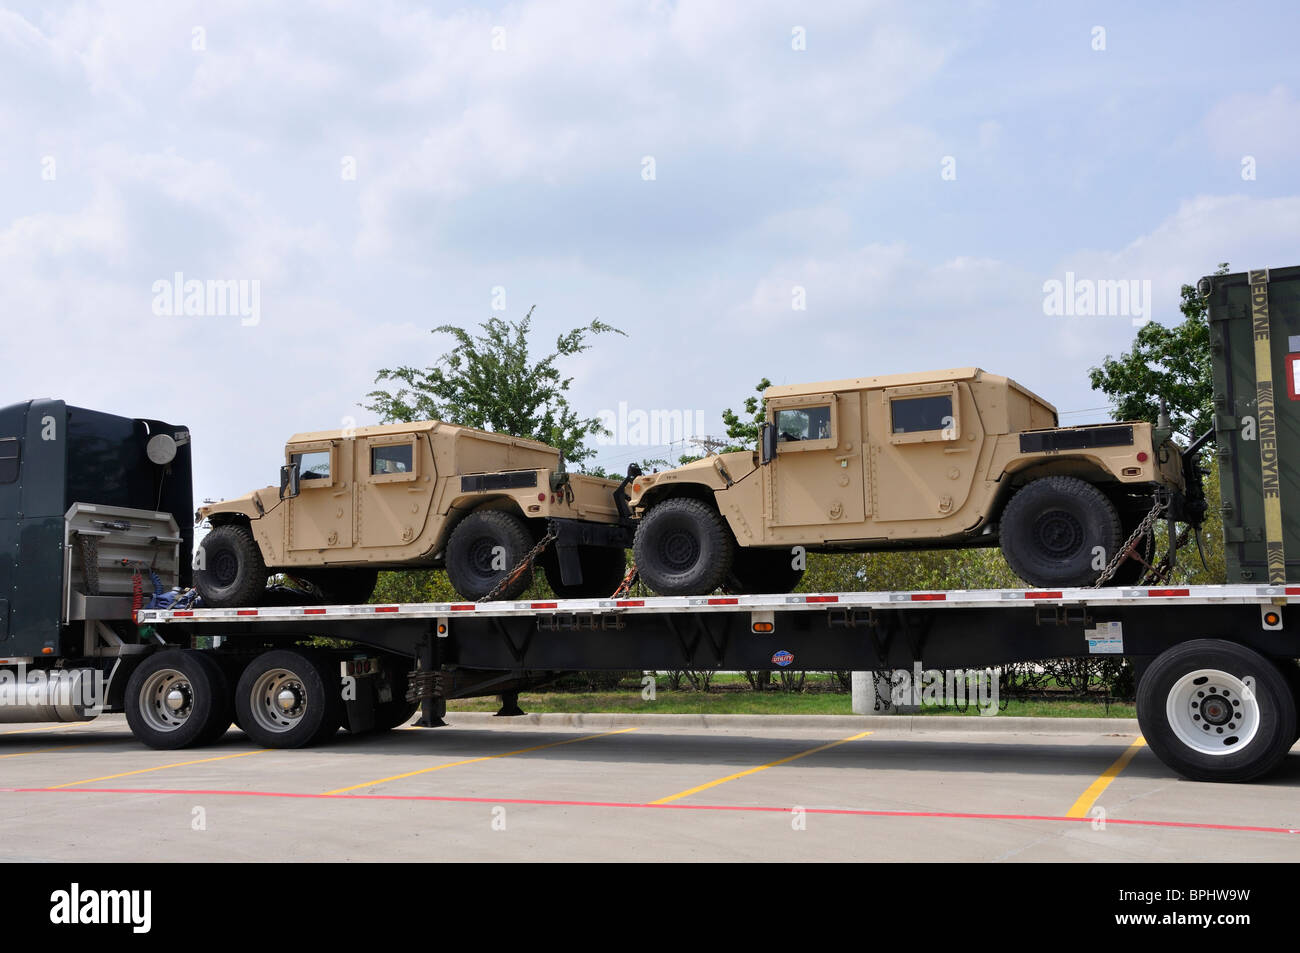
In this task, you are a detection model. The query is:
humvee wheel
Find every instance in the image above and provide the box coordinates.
[633,497,734,596]
[1137,640,1296,782]
[446,510,535,601]
[726,547,805,595]
[999,476,1122,588]
[541,545,627,598]
[194,524,268,607]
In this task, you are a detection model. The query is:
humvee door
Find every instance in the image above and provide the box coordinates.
[868,380,983,522]
[763,392,866,530]
[357,431,434,550]
[285,440,355,553]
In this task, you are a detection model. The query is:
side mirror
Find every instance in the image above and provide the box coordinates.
[280,462,300,500]
[760,422,778,465]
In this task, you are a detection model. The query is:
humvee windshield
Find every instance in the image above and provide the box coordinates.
[776,406,831,441]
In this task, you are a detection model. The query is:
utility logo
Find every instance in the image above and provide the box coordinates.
[772,650,794,667]
[49,883,152,934]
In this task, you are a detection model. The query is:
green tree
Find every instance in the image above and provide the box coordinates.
[719,377,773,450]
[1087,264,1227,444]
[364,307,623,469]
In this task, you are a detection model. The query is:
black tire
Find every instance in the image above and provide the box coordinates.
[998,476,1122,588]
[125,650,233,750]
[194,524,268,608]
[296,568,379,605]
[1278,659,1300,745]
[235,649,342,749]
[1137,639,1296,782]
[445,510,535,601]
[633,497,734,596]
[541,545,628,598]
[726,547,805,595]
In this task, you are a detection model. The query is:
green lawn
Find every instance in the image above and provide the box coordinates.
[446,691,1135,718]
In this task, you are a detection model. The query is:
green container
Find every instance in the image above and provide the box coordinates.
[1204,265,1300,584]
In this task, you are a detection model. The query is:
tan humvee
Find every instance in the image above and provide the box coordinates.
[627,368,1196,594]
[195,421,630,606]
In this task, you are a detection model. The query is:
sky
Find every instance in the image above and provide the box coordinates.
[2,0,1298,503]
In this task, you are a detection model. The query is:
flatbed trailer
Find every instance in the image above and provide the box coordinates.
[124,582,1300,784]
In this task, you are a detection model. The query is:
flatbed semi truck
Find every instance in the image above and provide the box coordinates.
[3,265,1300,784]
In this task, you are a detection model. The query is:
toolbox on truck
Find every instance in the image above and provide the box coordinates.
[1203,266,1300,584]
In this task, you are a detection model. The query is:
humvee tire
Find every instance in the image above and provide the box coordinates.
[195,524,268,608]
[446,510,535,601]
[999,476,1122,588]
[297,568,379,605]
[633,497,734,596]
[726,547,805,595]
[541,545,627,598]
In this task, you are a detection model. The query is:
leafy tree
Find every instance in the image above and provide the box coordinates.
[719,377,773,450]
[364,307,623,468]
[1087,264,1227,444]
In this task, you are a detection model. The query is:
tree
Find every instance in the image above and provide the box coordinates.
[364,308,623,468]
[719,377,772,450]
[1087,264,1227,444]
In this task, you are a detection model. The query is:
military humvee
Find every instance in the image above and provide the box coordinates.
[195,421,630,606]
[627,368,1201,594]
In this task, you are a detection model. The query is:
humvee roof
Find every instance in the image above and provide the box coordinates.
[764,367,1058,419]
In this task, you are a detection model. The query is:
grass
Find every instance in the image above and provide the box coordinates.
[445,688,1136,718]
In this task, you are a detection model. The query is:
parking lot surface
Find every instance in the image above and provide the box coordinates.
[2,714,1297,862]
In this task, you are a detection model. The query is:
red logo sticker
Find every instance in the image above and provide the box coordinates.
[1288,353,1300,401]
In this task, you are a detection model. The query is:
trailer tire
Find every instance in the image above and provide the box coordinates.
[726,547,805,595]
[125,650,233,750]
[446,510,535,601]
[194,524,268,608]
[297,568,379,606]
[633,497,733,596]
[235,649,342,748]
[999,476,1122,588]
[1137,639,1296,782]
[541,545,627,598]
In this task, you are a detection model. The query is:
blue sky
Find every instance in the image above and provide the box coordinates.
[2,0,1297,499]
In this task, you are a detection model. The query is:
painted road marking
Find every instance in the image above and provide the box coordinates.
[0,746,82,760]
[322,727,638,796]
[651,730,872,805]
[1066,737,1147,818]
[45,750,266,789]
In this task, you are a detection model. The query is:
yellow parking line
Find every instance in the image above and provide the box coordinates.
[1,724,95,736]
[0,746,81,760]
[323,727,638,796]
[1066,736,1147,818]
[651,730,873,805]
[45,749,266,789]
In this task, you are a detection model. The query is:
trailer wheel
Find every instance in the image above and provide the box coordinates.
[633,497,734,596]
[445,510,535,600]
[726,547,805,595]
[297,568,379,605]
[194,524,268,607]
[125,651,233,750]
[235,649,341,748]
[998,476,1122,588]
[1137,639,1296,782]
[541,545,627,598]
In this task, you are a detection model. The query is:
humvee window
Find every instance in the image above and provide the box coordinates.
[776,406,831,442]
[372,444,412,475]
[0,437,16,483]
[292,451,331,481]
[891,395,952,434]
